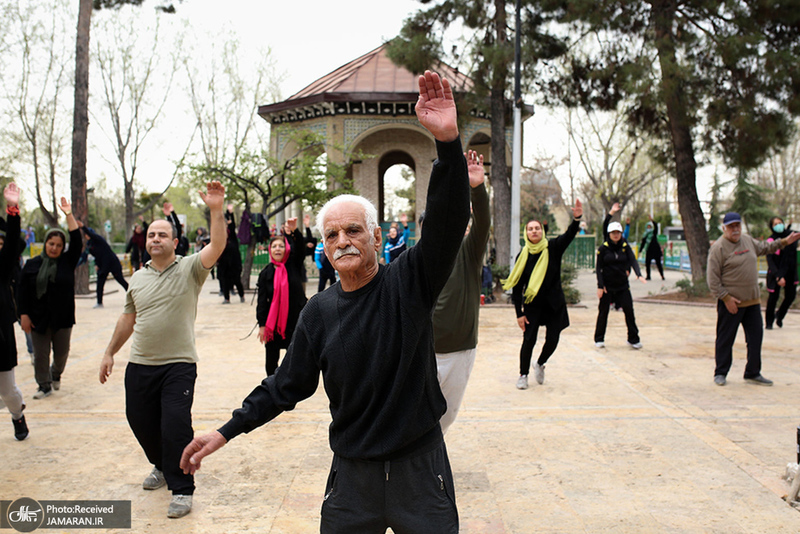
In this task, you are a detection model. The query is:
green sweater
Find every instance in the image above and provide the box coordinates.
[432,183,491,353]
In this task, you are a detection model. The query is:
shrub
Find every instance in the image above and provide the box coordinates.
[675,277,710,298]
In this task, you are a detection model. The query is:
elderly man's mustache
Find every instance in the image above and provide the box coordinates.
[333,245,360,260]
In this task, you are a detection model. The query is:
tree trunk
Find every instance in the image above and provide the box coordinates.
[242,241,255,291]
[71,0,92,295]
[652,0,709,282]
[124,178,135,242]
[492,0,511,268]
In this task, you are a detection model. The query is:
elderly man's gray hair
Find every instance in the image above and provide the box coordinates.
[316,195,379,243]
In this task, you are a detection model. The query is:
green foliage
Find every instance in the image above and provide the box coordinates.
[561,262,580,305]
[729,170,774,238]
[675,277,710,299]
[707,173,724,240]
[490,263,509,292]
[521,203,559,235]
[184,128,355,219]
[538,1,800,173]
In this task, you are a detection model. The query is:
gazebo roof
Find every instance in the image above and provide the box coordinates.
[258,42,474,121]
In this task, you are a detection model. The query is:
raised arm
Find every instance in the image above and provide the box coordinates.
[199,181,226,269]
[414,70,470,299]
[60,197,83,266]
[464,151,490,259]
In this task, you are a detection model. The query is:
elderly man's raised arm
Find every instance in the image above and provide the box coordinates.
[414,71,470,298]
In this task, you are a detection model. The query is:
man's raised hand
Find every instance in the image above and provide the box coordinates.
[199,181,225,212]
[415,70,459,143]
[466,150,484,188]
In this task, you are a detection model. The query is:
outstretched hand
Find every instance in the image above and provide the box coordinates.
[610,202,620,215]
[415,70,459,143]
[572,199,583,219]
[199,181,225,212]
[465,150,485,188]
[180,431,227,475]
[786,232,800,245]
[163,202,174,216]
[286,217,298,233]
[4,183,19,207]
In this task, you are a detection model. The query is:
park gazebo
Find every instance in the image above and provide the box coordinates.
[258,42,520,234]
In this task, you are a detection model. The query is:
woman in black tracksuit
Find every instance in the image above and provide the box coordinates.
[594,221,646,348]
[765,216,797,329]
[503,200,583,389]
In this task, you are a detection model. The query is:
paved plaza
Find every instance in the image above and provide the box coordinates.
[4,268,800,533]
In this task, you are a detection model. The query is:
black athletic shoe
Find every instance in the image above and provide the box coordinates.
[776,317,783,328]
[13,415,29,441]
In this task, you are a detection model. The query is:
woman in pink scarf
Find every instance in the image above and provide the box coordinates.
[256,217,308,376]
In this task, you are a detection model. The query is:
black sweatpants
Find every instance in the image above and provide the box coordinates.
[645,251,664,280]
[320,441,458,534]
[125,362,196,495]
[714,301,763,379]
[518,302,565,376]
[594,288,639,344]
[222,276,244,301]
[96,265,128,304]
[265,336,290,376]
[318,270,336,293]
[766,282,797,327]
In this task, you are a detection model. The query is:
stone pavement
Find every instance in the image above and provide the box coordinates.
[4,268,800,533]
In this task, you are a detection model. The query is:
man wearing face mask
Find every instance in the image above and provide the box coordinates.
[707,212,800,386]
[765,216,797,330]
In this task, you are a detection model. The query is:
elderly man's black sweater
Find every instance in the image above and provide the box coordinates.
[219,138,470,460]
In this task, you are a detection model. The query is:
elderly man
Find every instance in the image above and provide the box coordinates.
[180,71,469,534]
[707,212,800,386]
[99,181,227,519]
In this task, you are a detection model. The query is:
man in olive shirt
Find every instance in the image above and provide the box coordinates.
[432,149,490,434]
[707,212,800,387]
[99,181,227,519]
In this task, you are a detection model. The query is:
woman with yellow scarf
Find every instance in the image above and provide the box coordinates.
[503,200,582,389]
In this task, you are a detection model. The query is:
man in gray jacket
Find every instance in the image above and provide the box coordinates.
[706,212,800,386]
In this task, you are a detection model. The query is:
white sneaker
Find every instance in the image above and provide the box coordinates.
[594,341,605,348]
[628,341,643,349]
[533,363,545,385]
[516,375,528,390]
[167,494,192,518]
[32,388,52,400]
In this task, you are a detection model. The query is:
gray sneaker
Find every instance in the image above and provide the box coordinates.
[714,375,726,386]
[533,363,545,385]
[594,341,605,348]
[167,494,192,518]
[52,381,60,391]
[516,375,528,390]
[628,341,643,350]
[142,467,166,490]
[745,374,773,386]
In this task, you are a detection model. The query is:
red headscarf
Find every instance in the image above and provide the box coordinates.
[264,237,291,342]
